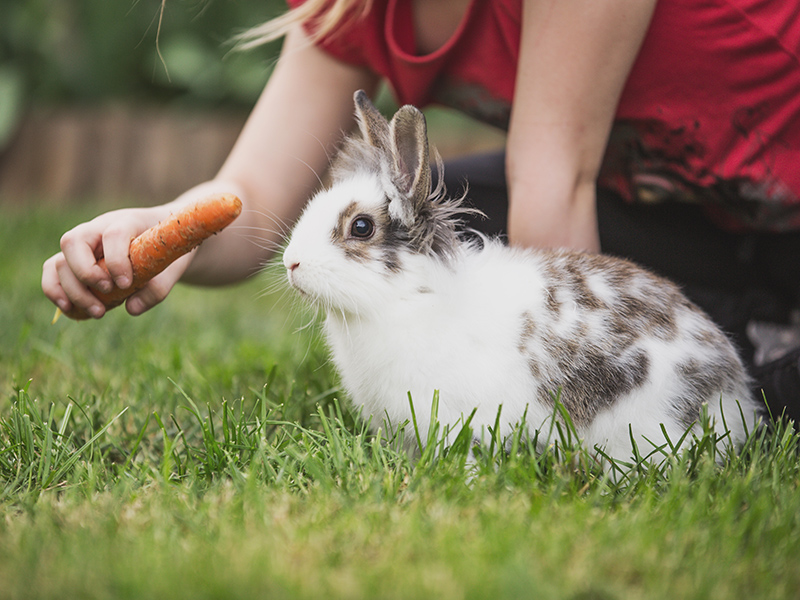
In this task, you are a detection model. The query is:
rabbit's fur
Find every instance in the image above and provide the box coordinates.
[283,91,763,463]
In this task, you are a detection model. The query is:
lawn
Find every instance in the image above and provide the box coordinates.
[1,203,799,600]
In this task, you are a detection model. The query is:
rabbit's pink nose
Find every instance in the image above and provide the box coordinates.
[288,262,300,272]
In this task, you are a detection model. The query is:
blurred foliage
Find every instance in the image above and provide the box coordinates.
[0,0,286,141]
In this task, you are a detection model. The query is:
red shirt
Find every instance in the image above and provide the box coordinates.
[290,0,800,232]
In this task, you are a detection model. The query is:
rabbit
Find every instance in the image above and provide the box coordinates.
[282,90,764,464]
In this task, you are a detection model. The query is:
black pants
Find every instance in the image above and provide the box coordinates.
[443,151,800,423]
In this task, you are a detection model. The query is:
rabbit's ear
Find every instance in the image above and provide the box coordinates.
[387,105,431,227]
[354,90,390,151]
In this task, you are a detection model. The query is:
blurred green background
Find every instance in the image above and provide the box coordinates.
[0,0,286,203]
[0,0,282,131]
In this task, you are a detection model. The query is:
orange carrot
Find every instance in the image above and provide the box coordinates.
[57,193,242,321]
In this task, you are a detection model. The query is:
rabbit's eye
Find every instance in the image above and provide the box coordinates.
[350,216,375,239]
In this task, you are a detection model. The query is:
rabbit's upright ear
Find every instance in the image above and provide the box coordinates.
[354,90,390,151]
[387,105,431,227]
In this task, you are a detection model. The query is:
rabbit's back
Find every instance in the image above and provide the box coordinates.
[504,245,757,457]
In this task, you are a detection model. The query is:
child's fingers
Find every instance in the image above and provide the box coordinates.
[59,223,114,294]
[101,222,146,289]
[51,252,106,319]
[41,253,71,312]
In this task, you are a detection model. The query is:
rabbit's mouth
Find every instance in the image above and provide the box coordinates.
[286,270,308,297]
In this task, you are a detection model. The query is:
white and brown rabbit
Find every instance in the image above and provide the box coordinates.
[282,90,763,463]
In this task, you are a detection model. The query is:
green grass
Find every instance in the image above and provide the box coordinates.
[1,203,800,600]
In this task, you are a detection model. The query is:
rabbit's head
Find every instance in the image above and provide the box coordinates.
[283,90,468,314]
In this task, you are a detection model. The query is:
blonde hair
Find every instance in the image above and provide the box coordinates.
[236,0,372,49]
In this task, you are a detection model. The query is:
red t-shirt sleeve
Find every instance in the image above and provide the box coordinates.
[286,0,372,67]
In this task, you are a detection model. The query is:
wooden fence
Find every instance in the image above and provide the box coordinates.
[0,106,246,205]
[0,105,505,206]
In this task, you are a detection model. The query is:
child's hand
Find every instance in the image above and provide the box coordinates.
[42,205,186,318]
